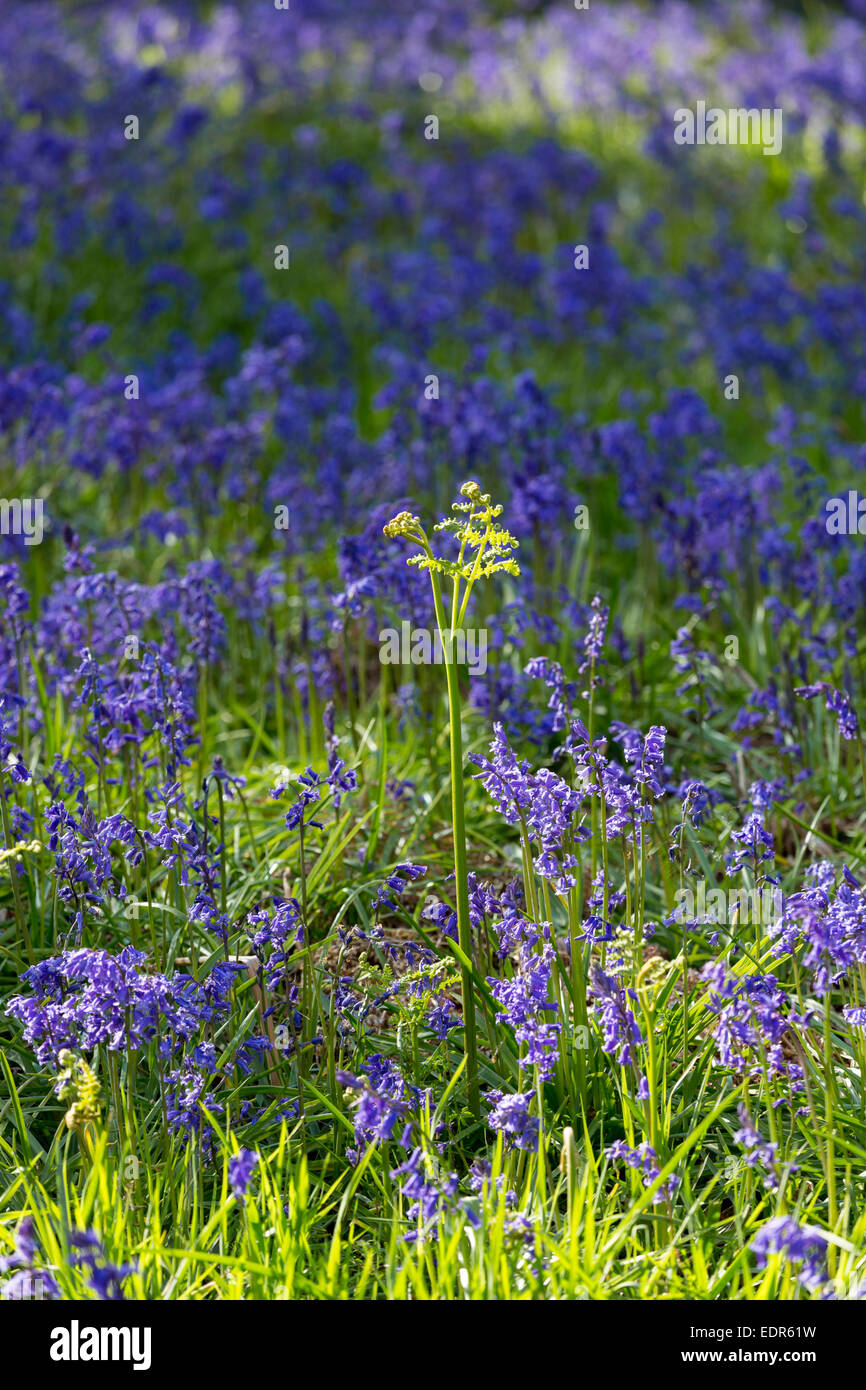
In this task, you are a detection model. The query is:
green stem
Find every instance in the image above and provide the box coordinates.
[429,569,480,1119]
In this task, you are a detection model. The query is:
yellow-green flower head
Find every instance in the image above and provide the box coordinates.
[56,1049,102,1131]
[385,481,519,582]
[383,511,422,540]
[459,480,485,503]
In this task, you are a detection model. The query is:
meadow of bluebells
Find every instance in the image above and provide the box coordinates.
[1,0,866,1305]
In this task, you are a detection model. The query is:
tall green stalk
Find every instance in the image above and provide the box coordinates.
[384,481,520,1120]
[428,568,480,1117]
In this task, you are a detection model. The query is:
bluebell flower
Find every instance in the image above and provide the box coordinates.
[70,1230,136,1301]
[228,1149,259,1206]
[795,682,859,740]
[750,1216,829,1293]
[484,1089,539,1151]
[605,1140,679,1198]
[589,964,644,1066]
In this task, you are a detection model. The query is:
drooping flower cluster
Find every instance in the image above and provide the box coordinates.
[488,924,561,1081]
[228,1149,259,1206]
[470,723,587,893]
[5,948,240,1066]
[0,1219,59,1302]
[484,1089,539,1152]
[702,965,805,1083]
[733,1105,783,1191]
[750,1217,829,1293]
[338,1055,431,1163]
[605,1140,680,1199]
[589,964,645,1066]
